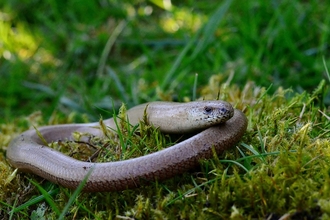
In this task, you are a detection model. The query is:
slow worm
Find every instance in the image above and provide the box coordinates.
[7,101,247,192]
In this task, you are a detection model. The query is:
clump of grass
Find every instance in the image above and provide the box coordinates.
[48,103,170,163]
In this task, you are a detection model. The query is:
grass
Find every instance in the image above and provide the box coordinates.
[1,0,330,219]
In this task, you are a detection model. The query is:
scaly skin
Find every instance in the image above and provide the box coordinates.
[6,101,247,192]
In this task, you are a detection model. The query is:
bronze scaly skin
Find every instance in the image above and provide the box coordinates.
[7,101,247,192]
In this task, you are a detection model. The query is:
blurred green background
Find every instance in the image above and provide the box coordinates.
[1,0,329,123]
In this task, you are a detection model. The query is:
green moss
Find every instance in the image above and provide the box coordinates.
[1,77,329,219]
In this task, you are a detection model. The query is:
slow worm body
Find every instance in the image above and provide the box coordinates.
[7,101,247,192]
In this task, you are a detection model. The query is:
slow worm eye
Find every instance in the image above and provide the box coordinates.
[204,106,213,114]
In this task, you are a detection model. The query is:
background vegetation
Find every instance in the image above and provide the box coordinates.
[1,0,329,121]
[1,0,329,219]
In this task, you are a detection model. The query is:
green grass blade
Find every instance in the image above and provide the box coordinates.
[58,166,94,220]
[9,185,59,215]
[161,0,233,90]
[96,20,127,77]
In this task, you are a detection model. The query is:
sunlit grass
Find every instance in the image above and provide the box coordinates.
[0,19,39,60]
[160,7,206,33]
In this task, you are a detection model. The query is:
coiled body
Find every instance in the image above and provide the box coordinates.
[7,101,247,192]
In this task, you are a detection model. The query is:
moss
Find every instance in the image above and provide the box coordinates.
[1,77,330,219]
